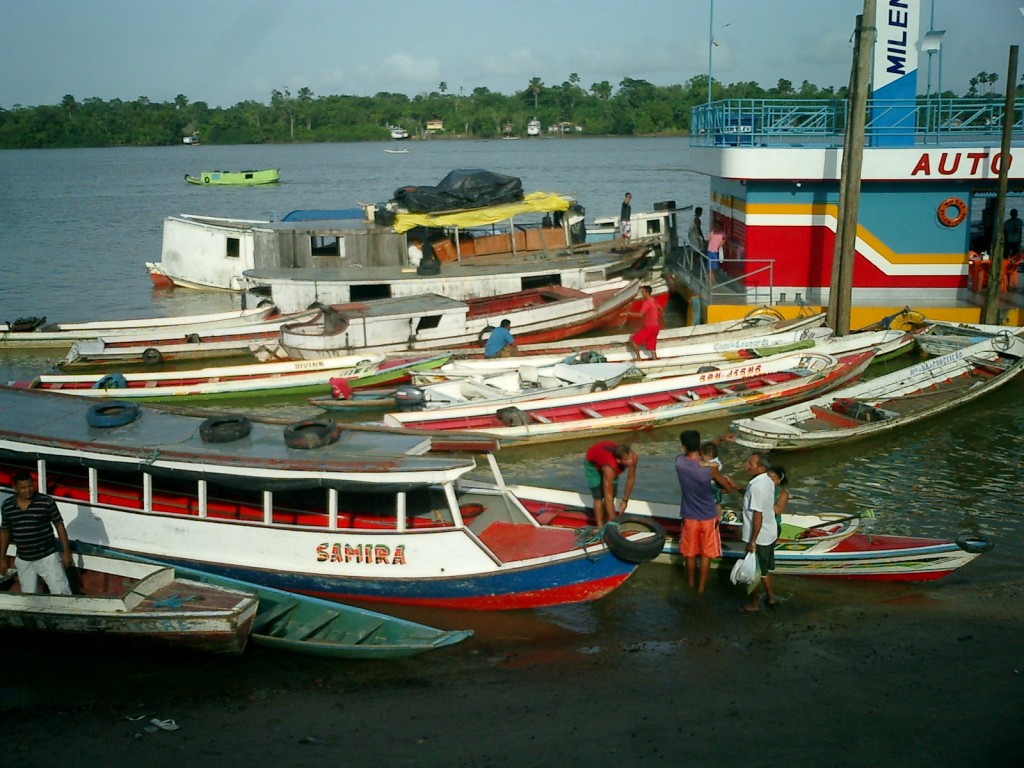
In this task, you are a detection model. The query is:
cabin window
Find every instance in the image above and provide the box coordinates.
[350,284,392,301]
[310,235,343,258]
[522,274,562,290]
[226,237,240,258]
[415,314,443,332]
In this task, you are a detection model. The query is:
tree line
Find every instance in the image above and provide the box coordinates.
[0,72,1001,149]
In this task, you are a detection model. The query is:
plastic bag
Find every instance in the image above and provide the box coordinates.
[730,551,758,585]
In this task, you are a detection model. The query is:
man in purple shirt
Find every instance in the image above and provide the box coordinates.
[675,430,736,593]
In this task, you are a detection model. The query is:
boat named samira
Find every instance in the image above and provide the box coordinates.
[384,349,876,445]
[185,169,280,186]
[0,387,663,611]
[0,552,258,654]
[478,484,992,582]
[12,353,383,403]
[730,335,1024,451]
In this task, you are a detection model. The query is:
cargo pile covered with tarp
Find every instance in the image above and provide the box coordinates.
[393,169,525,212]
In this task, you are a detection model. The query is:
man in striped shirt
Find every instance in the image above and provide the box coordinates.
[1,469,72,594]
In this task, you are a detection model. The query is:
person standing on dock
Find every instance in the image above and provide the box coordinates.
[706,220,725,283]
[1004,209,1022,257]
[583,441,638,527]
[688,206,705,252]
[0,469,73,595]
[620,192,632,241]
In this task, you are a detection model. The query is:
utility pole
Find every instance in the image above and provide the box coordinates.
[980,45,1018,324]
[827,0,875,335]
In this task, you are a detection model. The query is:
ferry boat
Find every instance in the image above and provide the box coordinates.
[666,2,1024,330]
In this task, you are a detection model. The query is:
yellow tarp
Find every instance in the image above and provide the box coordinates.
[392,192,571,233]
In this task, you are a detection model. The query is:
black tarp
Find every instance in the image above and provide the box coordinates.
[392,169,524,213]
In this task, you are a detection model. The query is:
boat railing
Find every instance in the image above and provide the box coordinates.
[666,245,776,309]
[690,98,1024,148]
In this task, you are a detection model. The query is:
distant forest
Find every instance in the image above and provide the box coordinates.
[0,71,995,149]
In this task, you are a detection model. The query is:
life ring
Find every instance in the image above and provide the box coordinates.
[92,373,128,390]
[86,401,140,428]
[602,516,667,563]
[956,536,994,554]
[284,419,341,449]
[141,347,162,365]
[203,175,211,184]
[937,197,967,227]
[200,415,252,443]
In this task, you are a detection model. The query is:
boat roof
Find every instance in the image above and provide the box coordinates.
[0,387,477,491]
[392,192,571,233]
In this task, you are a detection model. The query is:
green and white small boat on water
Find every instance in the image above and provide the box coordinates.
[185,169,280,186]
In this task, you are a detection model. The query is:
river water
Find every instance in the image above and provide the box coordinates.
[0,142,1022,756]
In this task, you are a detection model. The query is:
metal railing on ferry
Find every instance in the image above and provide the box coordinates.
[690,98,1024,147]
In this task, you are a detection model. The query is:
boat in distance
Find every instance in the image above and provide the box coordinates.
[730,335,1024,451]
[0,551,258,654]
[0,386,662,611]
[185,169,280,186]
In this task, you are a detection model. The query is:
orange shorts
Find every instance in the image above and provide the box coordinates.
[680,518,721,559]
[630,325,660,351]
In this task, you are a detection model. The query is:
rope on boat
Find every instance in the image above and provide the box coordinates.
[574,522,612,559]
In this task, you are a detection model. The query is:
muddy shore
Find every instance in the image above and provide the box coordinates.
[4,564,1021,768]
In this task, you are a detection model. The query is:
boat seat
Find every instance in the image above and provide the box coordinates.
[580,407,602,419]
[252,599,300,631]
[627,400,650,412]
[529,412,552,424]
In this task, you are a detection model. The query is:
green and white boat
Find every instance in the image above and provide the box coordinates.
[185,169,280,186]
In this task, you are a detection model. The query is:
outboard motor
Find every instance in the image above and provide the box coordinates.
[394,385,427,411]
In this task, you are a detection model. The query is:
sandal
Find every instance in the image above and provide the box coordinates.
[739,602,760,613]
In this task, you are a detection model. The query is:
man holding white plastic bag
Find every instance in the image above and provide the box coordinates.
[739,451,778,612]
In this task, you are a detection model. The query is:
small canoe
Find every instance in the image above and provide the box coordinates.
[0,306,278,350]
[916,321,1024,357]
[0,552,257,654]
[185,169,280,186]
[730,335,1024,451]
[78,548,473,659]
[13,353,383,402]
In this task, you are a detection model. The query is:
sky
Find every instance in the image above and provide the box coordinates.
[1,0,1021,109]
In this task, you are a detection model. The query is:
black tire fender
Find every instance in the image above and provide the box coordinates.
[200,415,252,443]
[956,536,994,554]
[590,381,608,393]
[284,419,341,449]
[602,516,667,563]
[86,401,140,429]
[142,347,162,365]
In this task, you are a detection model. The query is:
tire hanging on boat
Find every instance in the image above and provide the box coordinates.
[284,419,342,449]
[142,347,162,365]
[86,401,140,429]
[602,516,667,563]
[956,536,994,554]
[199,415,252,443]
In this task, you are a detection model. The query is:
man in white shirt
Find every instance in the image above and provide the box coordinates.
[740,451,778,612]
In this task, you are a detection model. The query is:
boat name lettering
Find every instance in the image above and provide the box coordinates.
[316,543,407,565]
[910,152,1012,178]
[295,360,327,371]
[884,1,910,76]
[698,363,762,383]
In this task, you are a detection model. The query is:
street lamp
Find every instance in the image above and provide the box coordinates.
[707,0,729,104]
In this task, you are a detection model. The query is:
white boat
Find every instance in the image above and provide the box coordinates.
[0,306,278,350]
[0,387,662,611]
[0,551,257,654]
[60,308,321,368]
[730,335,1024,451]
[527,119,541,136]
[915,321,1024,357]
[394,362,634,410]
[260,280,637,359]
[384,350,876,445]
[13,352,383,402]
[389,126,409,140]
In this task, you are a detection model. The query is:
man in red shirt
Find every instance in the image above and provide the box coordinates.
[583,441,639,526]
[626,285,662,360]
